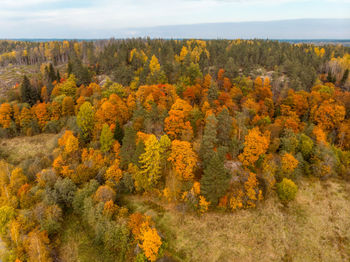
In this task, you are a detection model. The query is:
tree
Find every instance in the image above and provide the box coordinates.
[114,120,124,144]
[281,153,299,176]
[239,127,270,167]
[0,103,12,129]
[0,206,15,235]
[94,185,116,203]
[24,229,52,262]
[140,226,162,262]
[100,124,114,153]
[299,134,314,159]
[20,75,39,106]
[105,159,123,188]
[164,98,193,140]
[53,178,77,207]
[41,86,48,102]
[199,114,218,167]
[276,178,298,204]
[95,94,129,129]
[32,103,49,130]
[168,140,197,180]
[58,130,79,155]
[19,107,32,131]
[77,101,94,142]
[135,135,162,191]
[313,100,345,130]
[62,96,75,116]
[120,126,137,168]
[217,108,232,146]
[201,152,230,205]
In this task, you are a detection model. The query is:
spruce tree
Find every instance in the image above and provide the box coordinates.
[20,75,39,106]
[114,120,124,144]
[200,151,230,205]
[199,114,218,167]
[217,108,232,146]
[120,126,137,168]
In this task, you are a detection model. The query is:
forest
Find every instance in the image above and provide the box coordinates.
[0,38,349,261]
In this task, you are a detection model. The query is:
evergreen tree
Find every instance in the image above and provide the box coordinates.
[199,114,218,167]
[200,152,230,205]
[207,83,218,105]
[48,63,56,82]
[114,120,124,144]
[120,126,137,168]
[217,108,232,146]
[20,75,39,106]
[56,69,61,82]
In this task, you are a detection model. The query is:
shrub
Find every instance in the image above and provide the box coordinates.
[44,120,62,133]
[276,178,298,204]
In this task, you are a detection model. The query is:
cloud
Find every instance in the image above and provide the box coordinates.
[0,0,348,38]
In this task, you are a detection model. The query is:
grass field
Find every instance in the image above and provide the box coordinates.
[126,178,350,262]
[0,133,59,164]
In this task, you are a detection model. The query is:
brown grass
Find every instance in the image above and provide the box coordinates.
[127,178,350,262]
[0,133,59,164]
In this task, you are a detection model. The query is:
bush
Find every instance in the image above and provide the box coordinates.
[44,120,62,133]
[276,178,298,204]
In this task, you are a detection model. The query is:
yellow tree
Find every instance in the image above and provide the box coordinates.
[140,226,162,262]
[0,103,12,128]
[135,135,162,191]
[239,127,270,167]
[32,103,49,130]
[105,159,123,188]
[281,153,299,175]
[313,99,345,130]
[62,96,75,116]
[24,229,52,262]
[168,140,197,180]
[164,99,193,140]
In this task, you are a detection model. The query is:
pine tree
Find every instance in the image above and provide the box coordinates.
[48,63,56,82]
[120,126,137,168]
[201,152,230,205]
[114,120,124,144]
[21,75,39,106]
[199,114,218,167]
[217,108,232,146]
[56,69,61,82]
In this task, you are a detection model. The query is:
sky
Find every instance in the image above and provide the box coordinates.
[0,0,349,38]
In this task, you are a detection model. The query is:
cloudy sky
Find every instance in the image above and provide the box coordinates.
[0,0,349,38]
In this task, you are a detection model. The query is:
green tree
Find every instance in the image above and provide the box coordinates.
[217,108,232,146]
[276,178,298,204]
[114,120,124,144]
[299,134,314,160]
[20,75,39,106]
[200,152,230,205]
[199,114,218,167]
[120,126,137,168]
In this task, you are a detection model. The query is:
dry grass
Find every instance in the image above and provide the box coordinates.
[127,178,350,262]
[0,133,59,164]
